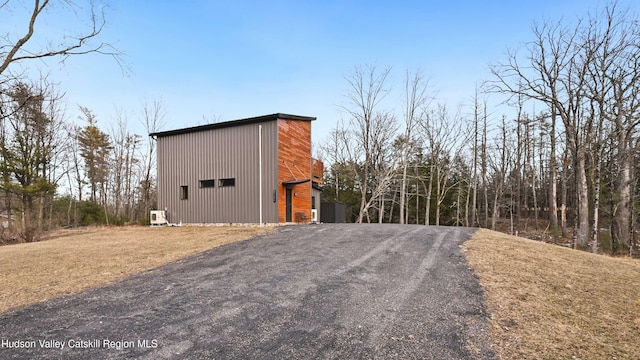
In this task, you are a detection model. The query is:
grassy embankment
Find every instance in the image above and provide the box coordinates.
[463,229,640,359]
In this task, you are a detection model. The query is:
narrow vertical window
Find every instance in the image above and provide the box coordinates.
[180,185,189,200]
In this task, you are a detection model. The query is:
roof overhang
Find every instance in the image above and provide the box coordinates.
[150,113,316,138]
[282,179,311,186]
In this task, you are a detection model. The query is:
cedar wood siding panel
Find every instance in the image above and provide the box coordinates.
[156,120,279,223]
[312,158,324,184]
[277,118,312,223]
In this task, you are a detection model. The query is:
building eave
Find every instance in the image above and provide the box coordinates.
[150,113,317,138]
[282,178,311,186]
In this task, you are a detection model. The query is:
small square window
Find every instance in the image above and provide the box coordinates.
[199,179,215,188]
[180,185,189,200]
[219,178,235,187]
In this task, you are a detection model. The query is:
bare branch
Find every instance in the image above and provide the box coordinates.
[0,0,123,77]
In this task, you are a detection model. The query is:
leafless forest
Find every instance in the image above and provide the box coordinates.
[0,0,159,243]
[318,3,640,255]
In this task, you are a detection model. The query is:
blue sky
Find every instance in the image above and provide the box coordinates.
[3,0,631,146]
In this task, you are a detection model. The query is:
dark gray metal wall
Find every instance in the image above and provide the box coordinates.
[156,120,279,223]
[320,202,347,223]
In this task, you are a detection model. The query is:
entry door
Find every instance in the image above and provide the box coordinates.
[286,188,292,222]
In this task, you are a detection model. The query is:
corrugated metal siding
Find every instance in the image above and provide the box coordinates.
[320,202,347,223]
[157,120,279,223]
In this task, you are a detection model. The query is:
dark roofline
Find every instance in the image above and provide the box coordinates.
[149,113,316,138]
[282,178,311,186]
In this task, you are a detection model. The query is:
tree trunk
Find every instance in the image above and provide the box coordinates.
[482,102,488,228]
[357,180,368,223]
[548,110,559,230]
[613,153,632,250]
[549,155,559,231]
[435,167,441,226]
[456,182,463,226]
[67,196,73,227]
[38,197,44,231]
[591,164,601,253]
[471,99,479,228]
[630,160,637,258]
[388,186,396,223]
[465,174,471,227]
[21,195,34,242]
[515,103,523,233]
[399,162,407,224]
[532,165,539,231]
[560,151,569,238]
[471,177,477,227]
[415,180,420,225]
[575,152,590,248]
[589,111,605,254]
[492,117,508,231]
[48,198,53,231]
[425,164,433,226]
[491,190,500,230]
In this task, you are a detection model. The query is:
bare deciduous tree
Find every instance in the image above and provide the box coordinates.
[0,0,122,78]
[489,116,513,230]
[399,70,431,224]
[342,65,399,223]
[490,17,593,247]
[418,105,471,226]
[140,98,166,218]
[584,4,640,252]
[109,108,141,220]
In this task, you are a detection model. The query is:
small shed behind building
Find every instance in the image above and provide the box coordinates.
[320,202,346,223]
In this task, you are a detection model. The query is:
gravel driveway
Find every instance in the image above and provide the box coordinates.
[0,224,495,359]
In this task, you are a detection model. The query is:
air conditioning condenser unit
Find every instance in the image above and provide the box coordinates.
[150,210,168,226]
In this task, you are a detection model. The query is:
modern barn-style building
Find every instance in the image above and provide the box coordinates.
[150,113,323,224]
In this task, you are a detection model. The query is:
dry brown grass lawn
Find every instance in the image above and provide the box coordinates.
[0,225,271,314]
[463,228,640,360]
